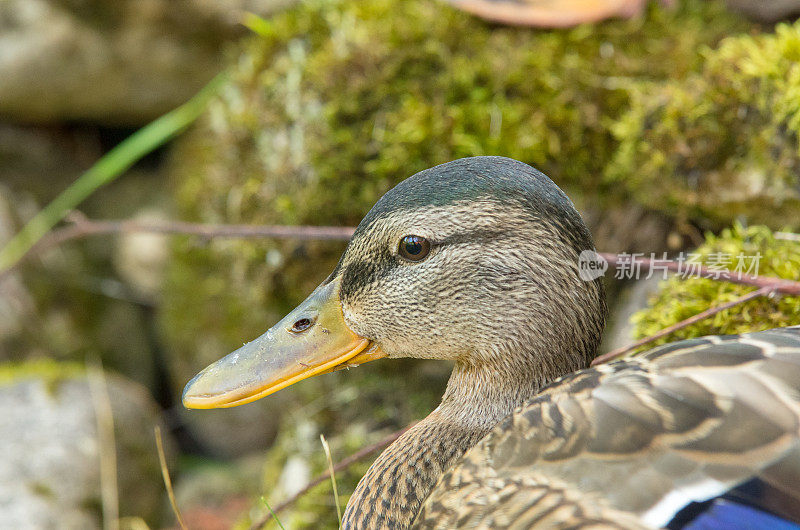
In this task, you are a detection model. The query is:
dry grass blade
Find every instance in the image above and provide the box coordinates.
[87,358,119,530]
[155,425,187,530]
[320,434,343,525]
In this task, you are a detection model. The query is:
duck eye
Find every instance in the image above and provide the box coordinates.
[398,235,431,262]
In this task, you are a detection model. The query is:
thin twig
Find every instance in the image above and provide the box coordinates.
[41,217,354,248]
[0,216,355,284]
[591,286,775,366]
[250,424,413,530]
[155,425,187,530]
[87,358,119,530]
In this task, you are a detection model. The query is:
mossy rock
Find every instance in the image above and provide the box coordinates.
[162,0,752,453]
[632,224,800,347]
[607,22,800,228]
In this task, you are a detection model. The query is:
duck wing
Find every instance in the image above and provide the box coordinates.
[415,326,800,529]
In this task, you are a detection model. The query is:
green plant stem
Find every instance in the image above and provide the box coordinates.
[0,73,226,271]
[259,497,286,530]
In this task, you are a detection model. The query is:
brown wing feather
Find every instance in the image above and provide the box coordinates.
[415,327,800,529]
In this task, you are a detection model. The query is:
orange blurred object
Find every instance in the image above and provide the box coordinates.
[446,0,665,27]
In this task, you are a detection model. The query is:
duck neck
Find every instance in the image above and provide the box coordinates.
[341,357,566,529]
[439,359,552,429]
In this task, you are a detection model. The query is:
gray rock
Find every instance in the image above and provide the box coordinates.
[0,363,173,528]
[0,0,296,125]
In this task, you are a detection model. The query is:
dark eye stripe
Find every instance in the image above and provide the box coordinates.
[438,229,509,246]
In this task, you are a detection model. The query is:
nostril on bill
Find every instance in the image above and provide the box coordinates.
[290,317,315,333]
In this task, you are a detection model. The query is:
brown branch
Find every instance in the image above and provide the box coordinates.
[249,424,413,530]
[52,216,356,243]
[591,286,775,366]
[0,215,355,283]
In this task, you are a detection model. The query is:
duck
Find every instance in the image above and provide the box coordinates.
[182,156,800,529]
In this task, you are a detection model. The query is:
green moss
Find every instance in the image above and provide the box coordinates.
[631,224,800,348]
[0,359,84,395]
[162,0,748,382]
[607,22,800,228]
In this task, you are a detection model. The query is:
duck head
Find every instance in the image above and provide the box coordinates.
[183,156,606,409]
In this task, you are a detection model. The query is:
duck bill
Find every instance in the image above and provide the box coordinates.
[182,277,385,409]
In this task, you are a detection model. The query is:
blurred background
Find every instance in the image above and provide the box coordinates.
[1,0,799,528]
